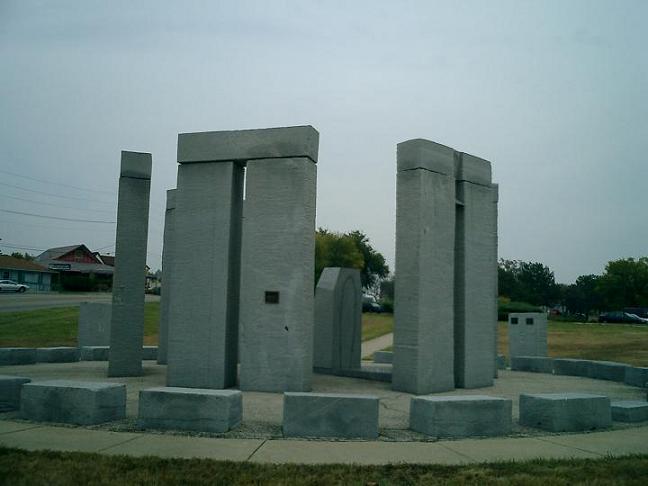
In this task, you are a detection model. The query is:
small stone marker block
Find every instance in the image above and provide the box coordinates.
[588,361,628,382]
[283,392,379,439]
[78,302,111,347]
[611,401,648,422]
[79,346,110,361]
[552,358,590,377]
[511,356,554,374]
[0,375,31,411]
[21,380,126,425]
[519,393,611,432]
[373,351,393,364]
[36,347,79,363]
[410,395,512,438]
[138,387,242,432]
[0,348,37,366]
[497,354,507,370]
[142,346,158,361]
[625,367,648,388]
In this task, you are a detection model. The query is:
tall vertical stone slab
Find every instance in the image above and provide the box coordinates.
[508,312,548,358]
[108,151,151,377]
[454,152,496,388]
[157,189,176,365]
[313,267,362,371]
[78,302,111,347]
[239,151,318,392]
[166,159,243,389]
[392,139,456,394]
[492,184,499,378]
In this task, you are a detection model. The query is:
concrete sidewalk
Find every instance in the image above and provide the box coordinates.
[362,333,393,359]
[2,420,647,465]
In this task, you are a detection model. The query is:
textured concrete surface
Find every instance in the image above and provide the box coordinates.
[283,392,379,439]
[316,363,392,382]
[410,395,512,438]
[177,125,319,164]
[492,185,499,379]
[611,400,648,422]
[374,351,393,364]
[497,354,506,370]
[157,189,176,365]
[508,313,547,359]
[393,139,456,394]
[36,347,79,363]
[519,393,612,432]
[138,387,241,433]
[553,358,590,377]
[79,346,110,361]
[453,152,495,389]
[511,356,554,374]
[142,346,158,361]
[313,268,361,371]
[108,151,151,377]
[167,161,243,389]
[0,375,30,411]
[588,361,629,382]
[0,348,36,366]
[239,157,317,392]
[21,380,126,425]
[625,367,648,388]
[78,302,111,347]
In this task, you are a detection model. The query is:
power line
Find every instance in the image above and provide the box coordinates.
[0,168,114,195]
[0,194,116,214]
[0,182,113,204]
[0,243,47,252]
[0,209,116,224]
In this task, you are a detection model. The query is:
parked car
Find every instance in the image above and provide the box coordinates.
[362,295,383,313]
[598,311,647,324]
[0,280,29,293]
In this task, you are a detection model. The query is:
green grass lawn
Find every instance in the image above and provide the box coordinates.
[0,303,160,347]
[361,313,394,341]
[1,448,648,485]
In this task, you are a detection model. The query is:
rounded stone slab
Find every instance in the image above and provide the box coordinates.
[625,367,648,388]
[611,400,648,422]
[511,356,554,374]
[0,375,31,412]
[138,387,242,433]
[283,392,379,439]
[0,348,37,366]
[20,380,126,425]
[519,393,611,432]
[36,347,79,363]
[409,395,512,438]
[177,125,319,164]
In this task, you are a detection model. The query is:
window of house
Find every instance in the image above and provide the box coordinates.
[526,317,534,325]
[511,317,518,324]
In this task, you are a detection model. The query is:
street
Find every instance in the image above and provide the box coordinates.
[0,292,160,313]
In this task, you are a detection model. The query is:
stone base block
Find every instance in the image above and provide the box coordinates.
[79,346,110,361]
[0,375,31,411]
[373,351,393,364]
[497,354,507,370]
[138,387,241,432]
[410,395,512,438]
[625,367,648,388]
[142,346,158,361]
[314,364,392,382]
[0,348,37,366]
[588,361,628,382]
[21,380,126,425]
[611,401,648,422]
[552,358,590,377]
[519,393,611,432]
[511,356,554,374]
[36,347,79,363]
[283,392,379,439]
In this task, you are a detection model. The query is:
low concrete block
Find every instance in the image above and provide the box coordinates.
[624,367,648,388]
[138,387,242,432]
[314,363,392,383]
[588,361,628,382]
[21,380,126,425]
[519,393,611,432]
[410,395,512,438]
[142,346,158,361]
[611,401,648,422]
[283,392,379,439]
[0,375,31,411]
[497,354,507,370]
[373,351,393,364]
[552,358,590,377]
[0,348,37,366]
[79,346,109,361]
[36,347,79,363]
[511,356,554,374]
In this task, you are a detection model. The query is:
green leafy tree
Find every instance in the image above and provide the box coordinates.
[314,229,363,285]
[10,252,34,261]
[597,257,648,309]
[347,230,389,294]
[498,259,560,307]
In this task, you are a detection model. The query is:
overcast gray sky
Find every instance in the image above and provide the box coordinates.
[1,0,646,283]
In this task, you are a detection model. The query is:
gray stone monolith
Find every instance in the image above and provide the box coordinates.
[157,189,176,365]
[453,152,496,389]
[78,302,111,347]
[313,267,362,372]
[108,151,151,377]
[508,312,548,359]
[239,143,318,391]
[392,139,456,394]
[492,184,499,378]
